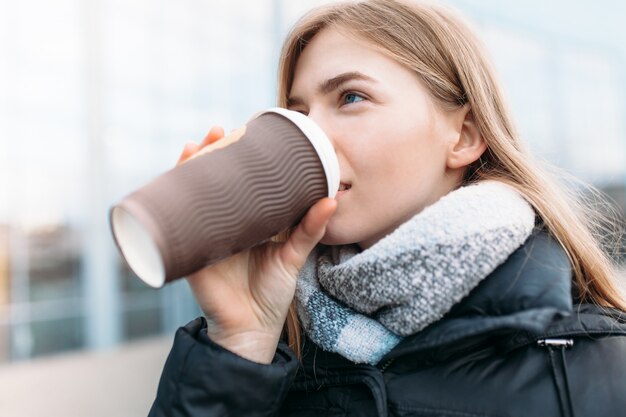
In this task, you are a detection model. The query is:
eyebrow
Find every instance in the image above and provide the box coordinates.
[287,71,376,107]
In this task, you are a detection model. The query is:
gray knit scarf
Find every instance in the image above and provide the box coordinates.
[295,181,536,365]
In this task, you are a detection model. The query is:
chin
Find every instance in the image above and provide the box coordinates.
[319,221,372,247]
[319,234,351,246]
[319,227,357,246]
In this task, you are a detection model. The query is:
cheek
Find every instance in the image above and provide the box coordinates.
[341,112,446,184]
[392,122,450,174]
[361,139,449,206]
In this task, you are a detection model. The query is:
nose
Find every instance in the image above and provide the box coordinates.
[306,108,335,147]
[306,108,324,130]
[305,109,344,175]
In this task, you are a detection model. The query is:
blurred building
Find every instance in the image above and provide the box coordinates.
[0,225,9,361]
[0,0,624,365]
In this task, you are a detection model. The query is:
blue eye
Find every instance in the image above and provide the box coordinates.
[343,92,364,105]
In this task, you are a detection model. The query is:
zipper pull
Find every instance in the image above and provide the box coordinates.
[537,338,574,348]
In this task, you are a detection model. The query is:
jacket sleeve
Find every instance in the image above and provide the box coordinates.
[148,317,299,417]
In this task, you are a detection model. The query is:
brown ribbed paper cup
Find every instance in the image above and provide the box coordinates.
[109,108,339,288]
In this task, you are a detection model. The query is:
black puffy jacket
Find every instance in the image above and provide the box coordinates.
[149,233,626,417]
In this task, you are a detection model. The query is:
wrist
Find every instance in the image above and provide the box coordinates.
[208,329,280,364]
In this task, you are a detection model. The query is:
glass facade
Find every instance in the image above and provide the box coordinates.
[0,0,624,363]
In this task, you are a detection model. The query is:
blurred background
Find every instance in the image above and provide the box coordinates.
[0,0,624,415]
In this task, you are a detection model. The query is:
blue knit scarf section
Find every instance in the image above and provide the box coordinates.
[295,181,536,365]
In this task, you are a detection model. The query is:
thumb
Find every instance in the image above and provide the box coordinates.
[280,198,337,272]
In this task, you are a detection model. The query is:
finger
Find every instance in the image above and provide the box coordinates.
[280,198,337,270]
[200,126,225,148]
[177,141,200,165]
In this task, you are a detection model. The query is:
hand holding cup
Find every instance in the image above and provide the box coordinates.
[178,126,337,364]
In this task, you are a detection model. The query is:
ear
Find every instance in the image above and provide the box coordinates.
[446,107,487,169]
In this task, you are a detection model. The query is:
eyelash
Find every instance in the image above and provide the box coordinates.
[339,89,367,106]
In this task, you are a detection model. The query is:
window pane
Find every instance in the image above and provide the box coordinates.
[30,316,84,358]
[27,226,81,302]
[123,307,163,340]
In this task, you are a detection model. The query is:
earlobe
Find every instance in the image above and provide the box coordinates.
[446,110,487,169]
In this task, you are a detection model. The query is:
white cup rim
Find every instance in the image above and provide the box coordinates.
[110,203,166,288]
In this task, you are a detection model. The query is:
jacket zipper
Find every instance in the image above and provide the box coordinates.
[378,358,395,372]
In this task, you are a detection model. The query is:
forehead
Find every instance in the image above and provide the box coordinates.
[299,28,382,66]
[292,27,409,88]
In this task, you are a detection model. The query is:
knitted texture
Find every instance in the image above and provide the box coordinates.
[295,181,536,364]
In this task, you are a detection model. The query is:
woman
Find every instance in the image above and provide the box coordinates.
[149,1,626,416]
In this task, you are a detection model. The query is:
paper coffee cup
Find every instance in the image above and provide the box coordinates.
[110,108,339,288]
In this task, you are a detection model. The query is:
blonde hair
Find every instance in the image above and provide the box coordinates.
[277,0,626,354]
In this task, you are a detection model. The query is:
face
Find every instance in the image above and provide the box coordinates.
[288,27,466,249]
